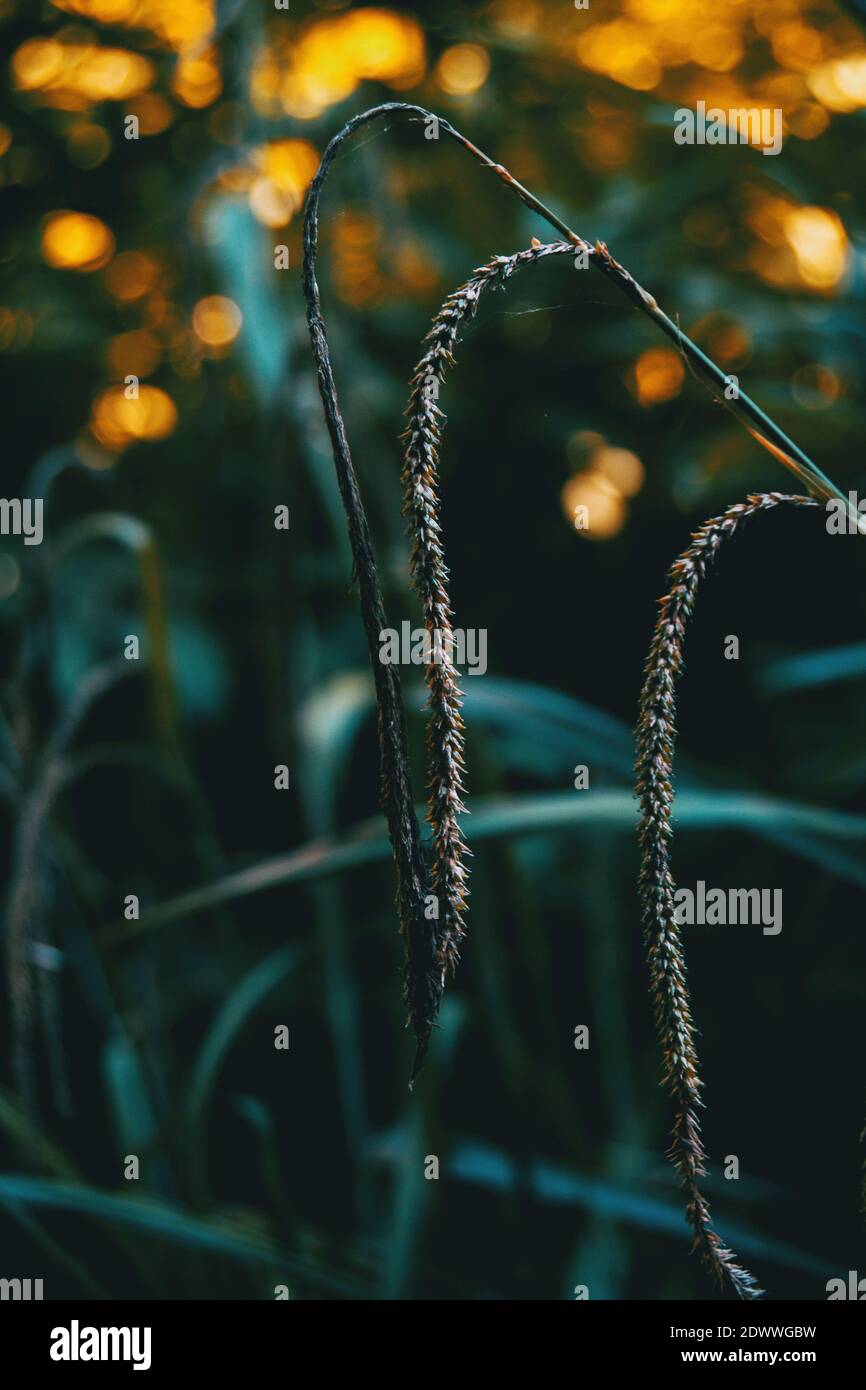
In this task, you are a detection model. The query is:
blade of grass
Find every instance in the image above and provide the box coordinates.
[382,997,465,1297]
[0,1088,78,1178]
[298,675,372,1205]
[50,514,180,753]
[0,1176,365,1295]
[758,641,866,696]
[185,942,311,1204]
[0,1200,110,1299]
[99,788,866,946]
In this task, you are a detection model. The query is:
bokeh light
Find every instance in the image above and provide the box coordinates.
[192,295,243,350]
[791,362,842,409]
[66,121,111,169]
[248,139,319,227]
[784,205,849,289]
[745,191,849,292]
[577,20,663,92]
[41,211,115,271]
[13,39,155,109]
[104,251,161,301]
[50,0,216,53]
[250,9,425,121]
[90,383,178,450]
[562,432,644,541]
[105,329,162,379]
[332,211,386,309]
[632,346,686,406]
[594,445,645,497]
[436,45,491,97]
[561,468,628,541]
[172,49,222,109]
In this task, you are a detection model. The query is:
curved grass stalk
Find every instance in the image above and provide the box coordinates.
[304,103,852,521]
[635,491,819,1299]
[304,118,430,1076]
[303,102,853,1077]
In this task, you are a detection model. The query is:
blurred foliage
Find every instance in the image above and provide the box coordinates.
[0,0,865,1299]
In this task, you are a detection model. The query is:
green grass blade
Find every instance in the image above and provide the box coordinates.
[186,943,311,1202]
[0,1176,364,1295]
[100,788,866,945]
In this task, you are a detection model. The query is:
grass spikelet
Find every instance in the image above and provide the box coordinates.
[635,491,819,1299]
[401,242,573,1018]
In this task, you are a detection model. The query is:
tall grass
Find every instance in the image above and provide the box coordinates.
[302,103,855,1075]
